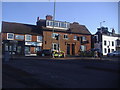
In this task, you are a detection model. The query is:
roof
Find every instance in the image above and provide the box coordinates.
[69,22,91,35]
[2,21,42,35]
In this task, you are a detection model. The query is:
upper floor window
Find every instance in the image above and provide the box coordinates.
[37,36,42,42]
[7,33,14,40]
[15,35,24,40]
[74,35,77,40]
[52,33,59,40]
[46,20,70,29]
[64,34,68,39]
[25,35,31,41]
[81,36,86,41]
[104,40,107,46]
[112,41,114,46]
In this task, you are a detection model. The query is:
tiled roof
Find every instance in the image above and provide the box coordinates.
[69,22,91,34]
[2,21,41,35]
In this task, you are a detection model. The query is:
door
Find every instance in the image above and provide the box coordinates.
[67,44,70,55]
[72,44,75,55]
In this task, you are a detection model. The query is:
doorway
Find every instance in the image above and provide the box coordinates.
[67,44,70,55]
[72,44,75,55]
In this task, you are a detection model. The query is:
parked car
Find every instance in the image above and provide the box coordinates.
[107,51,120,57]
[37,49,52,56]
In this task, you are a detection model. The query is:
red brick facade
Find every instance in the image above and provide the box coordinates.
[43,31,91,55]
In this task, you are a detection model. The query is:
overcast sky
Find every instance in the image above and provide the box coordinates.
[1,1,119,34]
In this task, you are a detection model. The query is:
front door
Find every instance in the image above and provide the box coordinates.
[72,44,75,55]
[67,44,70,55]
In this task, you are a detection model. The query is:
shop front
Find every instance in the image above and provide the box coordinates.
[25,41,42,56]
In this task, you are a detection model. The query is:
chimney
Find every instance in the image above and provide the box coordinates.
[112,28,115,34]
[37,17,40,21]
[46,15,53,20]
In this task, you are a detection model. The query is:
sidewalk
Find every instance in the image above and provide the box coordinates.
[2,55,119,61]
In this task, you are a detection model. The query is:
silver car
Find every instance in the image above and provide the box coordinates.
[107,51,120,57]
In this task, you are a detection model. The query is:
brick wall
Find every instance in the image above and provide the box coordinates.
[43,31,91,55]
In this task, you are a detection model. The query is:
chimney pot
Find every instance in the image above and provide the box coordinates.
[46,15,53,20]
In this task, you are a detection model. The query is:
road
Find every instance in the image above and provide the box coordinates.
[2,58,120,88]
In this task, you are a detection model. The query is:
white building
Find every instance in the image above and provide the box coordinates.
[93,27,120,56]
[102,35,118,55]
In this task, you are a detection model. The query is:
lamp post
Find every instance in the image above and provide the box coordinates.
[99,21,105,59]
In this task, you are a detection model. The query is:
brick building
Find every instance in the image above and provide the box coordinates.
[2,22,42,56]
[1,15,92,56]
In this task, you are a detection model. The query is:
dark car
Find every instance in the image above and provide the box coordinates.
[37,49,52,56]
[107,51,120,57]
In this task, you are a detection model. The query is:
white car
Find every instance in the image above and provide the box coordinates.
[107,51,120,57]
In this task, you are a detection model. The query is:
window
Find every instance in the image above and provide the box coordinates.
[74,35,77,40]
[37,36,42,42]
[52,43,59,51]
[108,49,110,53]
[52,33,59,40]
[108,41,110,46]
[54,22,59,27]
[104,40,107,46]
[104,48,107,53]
[15,35,24,40]
[111,49,114,52]
[80,45,86,51]
[25,35,31,41]
[112,41,114,46]
[7,33,14,40]
[5,43,8,51]
[64,34,68,39]
[81,36,86,42]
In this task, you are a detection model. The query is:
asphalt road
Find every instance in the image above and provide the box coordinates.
[2,58,120,88]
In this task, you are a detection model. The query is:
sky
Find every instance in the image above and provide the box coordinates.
[0,1,119,34]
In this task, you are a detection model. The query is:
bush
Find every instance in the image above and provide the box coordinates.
[79,51,94,57]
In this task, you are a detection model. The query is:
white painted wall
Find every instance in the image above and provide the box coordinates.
[102,35,118,55]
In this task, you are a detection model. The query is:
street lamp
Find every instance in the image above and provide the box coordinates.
[99,21,105,60]
[51,0,56,51]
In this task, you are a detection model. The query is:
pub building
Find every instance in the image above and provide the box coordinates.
[1,15,92,56]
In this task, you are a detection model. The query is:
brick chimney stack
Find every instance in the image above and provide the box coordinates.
[46,15,53,20]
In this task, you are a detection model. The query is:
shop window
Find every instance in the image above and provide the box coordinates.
[5,43,8,51]
[17,46,22,53]
[25,47,30,54]
[7,33,14,40]
[13,45,17,51]
[25,35,31,41]
[37,36,42,42]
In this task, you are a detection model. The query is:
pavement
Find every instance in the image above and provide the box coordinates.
[2,55,120,61]
[2,57,120,88]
